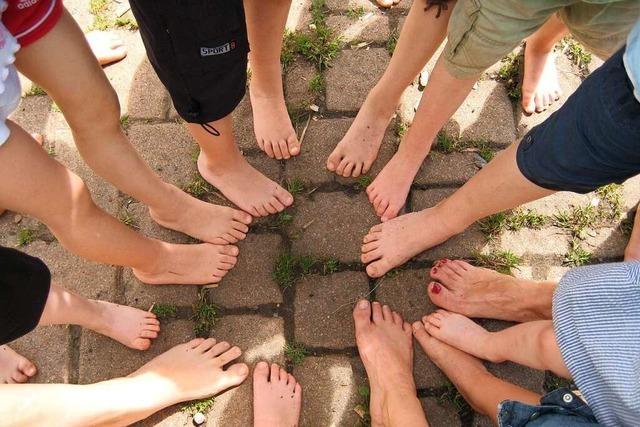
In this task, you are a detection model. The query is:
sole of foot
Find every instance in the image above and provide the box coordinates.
[0,345,37,384]
[92,301,161,351]
[86,31,127,66]
[250,88,300,160]
[253,362,302,427]
[521,47,562,114]
[197,152,293,217]
[132,243,239,285]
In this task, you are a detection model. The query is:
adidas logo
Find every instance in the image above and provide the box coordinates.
[17,0,39,10]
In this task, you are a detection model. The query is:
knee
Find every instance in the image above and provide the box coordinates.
[72,86,122,136]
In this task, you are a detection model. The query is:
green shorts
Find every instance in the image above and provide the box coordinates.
[443,0,639,78]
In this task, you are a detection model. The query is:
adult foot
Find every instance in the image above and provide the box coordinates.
[427,259,554,322]
[624,209,640,261]
[253,362,302,427]
[366,151,423,221]
[353,300,415,426]
[149,184,252,245]
[89,301,161,351]
[376,0,401,7]
[132,242,239,285]
[86,31,127,66]
[197,152,293,217]
[521,45,562,114]
[0,345,37,384]
[326,93,393,178]
[250,88,300,160]
[361,208,459,278]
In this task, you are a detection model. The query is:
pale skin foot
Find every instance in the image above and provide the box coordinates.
[427,259,555,322]
[361,208,459,278]
[521,47,562,114]
[250,89,300,160]
[376,0,401,7]
[85,30,127,66]
[0,346,37,384]
[90,301,161,351]
[132,243,239,285]
[624,206,640,261]
[253,362,302,427]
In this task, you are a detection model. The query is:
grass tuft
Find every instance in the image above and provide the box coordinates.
[356,175,373,189]
[559,37,592,76]
[119,210,138,229]
[346,6,366,19]
[273,254,298,288]
[17,227,36,246]
[181,397,215,416]
[322,258,339,275]
[114,16,138,30]
[284,342,310,364]
[151,303,178,319]
[25,85,47,96]
[119,114,130,129]
[184,174,213,199]
[286,178,306,195]
[191,291,218,337]
[386,30,399,56]
[308,73,325,95]
[563,240,591,267]
[472,251,520,275]
[497,53,522,100]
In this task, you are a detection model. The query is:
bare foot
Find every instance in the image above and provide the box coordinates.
[376,0,401,7]
[86,31,127,66]
[353,300,415,426]
[521,46,562,114]
[361,208,459,278]
[198,152,293,217]
[427,259,554,322]
[250,89,300,160]
[624,209,640,261]
[326,93,393,178]
[132,242,239,285]
[89,301,161,351]
[0,345,37,384]
[366,151,423,221]
[253,362,302,427]
[149,184,252,245]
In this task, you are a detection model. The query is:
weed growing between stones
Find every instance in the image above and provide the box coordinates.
[559,37,592,77]
[286,178,306,196]
[181,397,215,416]
[119,210,138,229]
[192,290,218,337]
[308,73,325,95]
[346,6,367,19]
[284,342,310,364]
[150,303,178,320]
[438,380,473,419]
[563,239,591,267]
[357,175,373,190]
[25,84,47,97]
[386,30,399,56]
[183,174,213,199]
[17,227,35,246]
[354,384,372,426]
[472,251,521,275]
[497,52,522,100]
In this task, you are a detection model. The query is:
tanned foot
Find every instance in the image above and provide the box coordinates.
[353,300,415,427]
[197,152,293,217]
[427,259,554,322]
[361,208,459,278]
[366,151,423,221]
[89,301,161,351]
[149,184,252,245]
[250,88,300,160]
[132,242,239,285]
[624,209,640,261]
[253,362,302,427]
[0,346,37,384]
[86,31,127,66]
[521,45,562,114]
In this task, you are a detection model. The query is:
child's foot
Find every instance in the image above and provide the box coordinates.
[423,310,500,363]
[366,151,423,221]
[361,208,459,278]
[250,88,300,160]
[149,184,252,245]
[353,300,414,426]
[197,152,293,217]
[0,345,37,384]
[326,93,393,178]
[132,242,239,285]
[90,301,161,351]
[427,259,553,322]
[253,362,302,427]
[375,0,401,7]
[521,46,562,114]
[86,31,127,66]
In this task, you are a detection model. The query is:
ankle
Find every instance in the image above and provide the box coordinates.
[367,84,402,118]
[480,332,504,363]
[429,204,469,236]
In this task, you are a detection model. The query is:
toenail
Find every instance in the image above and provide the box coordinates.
[358,300,369,309]
[431,283,442,294]
[432,267,438,274]
[442,259,448,264]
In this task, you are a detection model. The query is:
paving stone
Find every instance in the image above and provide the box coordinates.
[207,234,284,308]
[9,325,71,384]
[284,58,317,109]
[326,0,379,12]
[294,271,369,348]
[496,228,569,262]
[210,315,285,365]
[422,397,463,427]
[285,0,313,32]
[622,175,640,211]
[10,95,52,135]
[66,0,95,30]
[199,374,253,427]
[584,227,626,261]
[520,191,591,216]
[415,152,479,186]
[397,80,422,124]
[327,14,391,44]
[375,269,436,323]
[290,192,380,262]
[326,48,389,112]
[122,267,199,310]
[294,355,364,427]
[472,414,495,427]
[412,338,449,389]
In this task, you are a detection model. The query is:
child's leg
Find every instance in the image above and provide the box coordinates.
[327,0,454,178]
[0,122,238,285]
[413,321,541,422]
[424,310,571,379]
[15,9,251,245]
[625,204,640,260]
[244,0,300,159]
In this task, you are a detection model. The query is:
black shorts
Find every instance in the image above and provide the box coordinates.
[129,0,250,124]
[517,46,640,194]
[0,247,51,345]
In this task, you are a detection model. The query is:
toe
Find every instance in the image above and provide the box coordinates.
[288,136,301,157]
[197,338,217,353]
[271,141,284,160]
[342,162,355,177]
[366,261,386,278]
[287,373,297,392]
[188,338,206,349]
[372,302,384,324]
[275,187,294,207]
[427,282,462,313]
[263,140,275,158]
[380,203,400,222]
[263,202,278,215]
[223,363,250,387]
[454,260,472,271]
[382,304,393,322]
[269,199,286,213]
[253,361,270,383]
[336,158,349,176]
[233,211,253,225]
[412,322,431,347]
[353,300,372,332]
[208,341,232,357]
[140,330,159,339]
[352,163,363,178]
[361,241,380,254]
[392,311,403,326]
[362,231,381,244]
[361,248,383,264]
[19,359,37,378]
[270,363,280,382]
[376,200,389,217]
[426,313,441,327]
[221,245,240,256]
[327,149,343,171]
[216,346,242,366]
[279,365,288,383]
[133,338,152,350]
[11,370,29,383]
[278,140,291,160]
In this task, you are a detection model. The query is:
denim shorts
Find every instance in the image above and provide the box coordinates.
[516,46,640,194]
[498,389,600,427]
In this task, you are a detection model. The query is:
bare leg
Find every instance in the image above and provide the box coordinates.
[15,9,252,245]
[244,0,300,159]
[0,338,248,426]
[354,300,428,427]
[327,1,454,179]
[624,205,640,260]
[189,116,294,217]
[361,141,555,277]
[413,323,541,423]
[424,311,571,378]
[521,15,568,114]
[428,259,555,322]
[253,362,302,427]
[0,122,238,285]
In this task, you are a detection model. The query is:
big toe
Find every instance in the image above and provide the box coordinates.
[366,260,389,278]
[427,282,461,313]
[353,300,372,332]
[326,148,344,172]
[521,95,536,114]
[223,363,250,387]
[412,321,432,349]
[133,337,153,351]
[18,359,37,378]
[253,361,270,384]
[287,136,301,157]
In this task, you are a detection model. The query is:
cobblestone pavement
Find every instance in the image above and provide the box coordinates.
[3,1,638,426]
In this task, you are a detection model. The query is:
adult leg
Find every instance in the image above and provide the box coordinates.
[244,0,300,159]
[327,1,454,179]
[253,362,302,427]
[0,121,238,285]
[15,9,252,245]
[0,338,248,426]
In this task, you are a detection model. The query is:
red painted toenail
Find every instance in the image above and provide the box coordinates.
[442,259,448,264]
[431,283,442,294]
